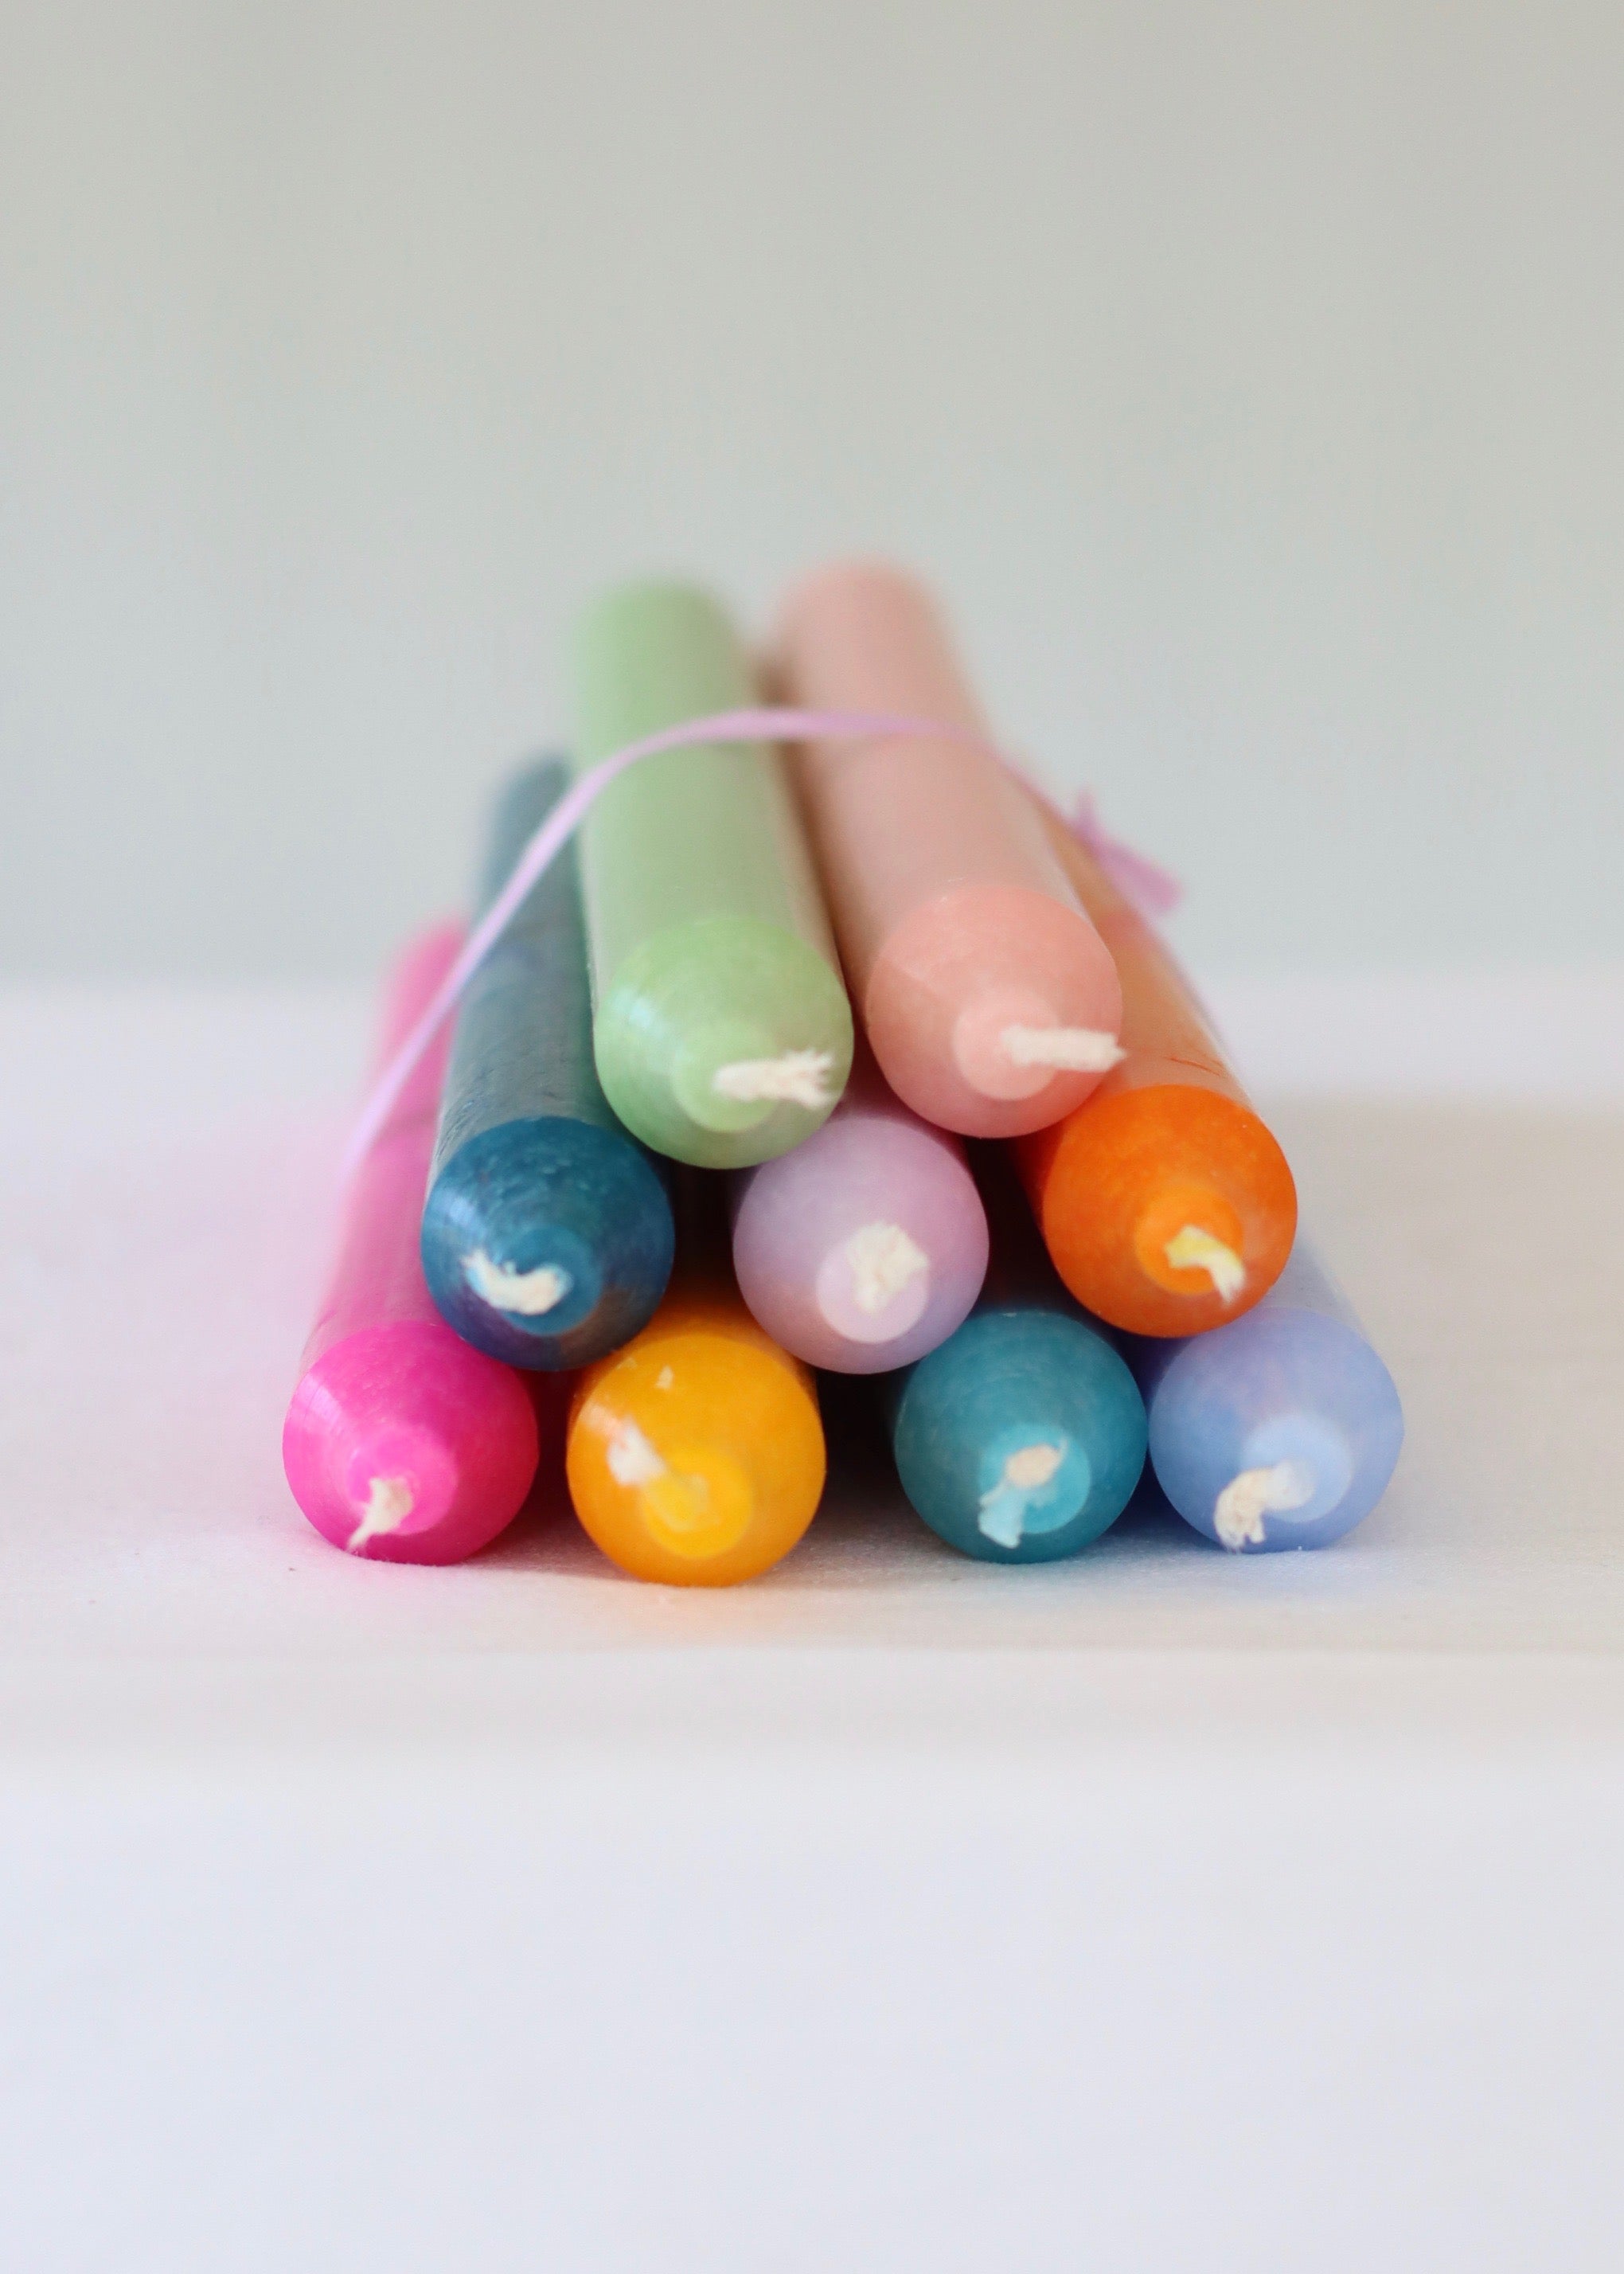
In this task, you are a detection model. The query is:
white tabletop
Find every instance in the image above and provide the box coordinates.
[4,974,1622,2270]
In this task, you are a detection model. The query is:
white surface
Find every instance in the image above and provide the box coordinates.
[4,977,1623,2268]
[5,2,1622,983]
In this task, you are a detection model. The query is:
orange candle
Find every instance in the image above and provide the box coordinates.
[564,1179,826,1585]
[1016,795,1297,1338]
[774,561,1122,1138]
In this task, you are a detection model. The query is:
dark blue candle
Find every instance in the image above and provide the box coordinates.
[886,1151,1146,1562]
[421,760,675,1370]
[1134,1241,1403,1552]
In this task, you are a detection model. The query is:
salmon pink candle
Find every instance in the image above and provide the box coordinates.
[773,561,1122,1138]
[1016,794,1298,1338]
[282,926,541,1563]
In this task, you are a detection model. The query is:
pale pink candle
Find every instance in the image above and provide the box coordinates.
[730,1048,989,1373]
[774,561,1122,1136]
[282,924,541,1563]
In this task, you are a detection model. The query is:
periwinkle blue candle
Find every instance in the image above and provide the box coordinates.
[420,760,675,1371]
[1135,1241,1404,1553]
[887,1151,1146,1563]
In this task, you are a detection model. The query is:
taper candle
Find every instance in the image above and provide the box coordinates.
[420,760,674,1370]
[730,1045,988,1373]
[886,1153,1146,1562]
[565,1176,826,1584]
[572,581,853,1168]
[1016,792,1297,1337]
[1134,1241,1403,1552]
[283,926,541,1562]
[774,561,1122,1137]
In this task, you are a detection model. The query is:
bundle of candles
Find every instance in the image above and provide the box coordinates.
[283,565,1403,1582]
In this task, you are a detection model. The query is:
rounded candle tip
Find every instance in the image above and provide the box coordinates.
[283,1322,539,1565]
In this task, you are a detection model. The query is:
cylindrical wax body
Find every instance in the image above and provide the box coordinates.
[730,1048,989,1373]
[420,761,674,1370]
[1016,795,1297,1337]
[283,927,541,1563]
[1134,1242,1404,1553]
[566,1178,826,1585]
[774,561,1122,1138]
[572,582,853,1169]
[886,1153,1146,1563]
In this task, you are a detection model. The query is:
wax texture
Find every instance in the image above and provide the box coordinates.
[283,927,541,1563]
[566,1178,826,1585]
[775,561,1122,1138]
[730,1049,989,1373]
[1135,1242,1405,1553]
[571,582,853,1169]
[887,1151,1146,1563]
[1017,796,1297,1337]
[420,761,674,1370]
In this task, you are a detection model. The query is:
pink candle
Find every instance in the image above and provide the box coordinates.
[282,925,541,1563]
[731,1048,989,1373]
[774,561,1122,1137]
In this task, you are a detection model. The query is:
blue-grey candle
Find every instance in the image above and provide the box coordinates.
[1134,1241,1403,1552]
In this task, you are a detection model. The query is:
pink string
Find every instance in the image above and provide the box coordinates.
[342,705,1181,1176]
[1068,791,1184,920]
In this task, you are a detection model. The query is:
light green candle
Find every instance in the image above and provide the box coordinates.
[571,581,854,1168]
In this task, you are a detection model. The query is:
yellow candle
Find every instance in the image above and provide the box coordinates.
[565,1185,825,1585]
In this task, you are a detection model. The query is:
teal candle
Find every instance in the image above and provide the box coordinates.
[420,761,674,1371]
[571,582,854,1168]
[887,1150,1147,1562]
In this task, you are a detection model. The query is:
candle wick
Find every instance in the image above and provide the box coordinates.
[977,1440,1068,1548]
[711,1049,834,1109]
[843,1221,929,1315]
[462,1248,572,1315]
[346,1474,415,1556]
[1000,1025,1126,1073]
[1163,1224,1247,1303]
[595,1416,669,1490]
[1212,1460,1316,1550]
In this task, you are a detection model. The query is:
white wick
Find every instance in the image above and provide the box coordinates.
[1212,1459,1316,1551]
[1001,1025,1125,1073]
[977,1440,1067,1549]
[463,1248,572,1316]
[1164,1224,1247,1303]
[711,1049,834,1109]
[599,1416,668,1490]
[844,1221,929,1316]
[346,1474,415,1556]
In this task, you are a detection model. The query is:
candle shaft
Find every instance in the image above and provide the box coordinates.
[1016,795,1297,1336]
[885,1153,1146,1562]
[565,1175,826,1584]
[773,561,1122,1136]
[283,926,541,1562]
[730,1046,989,1373]
[420,761,675,1370]
[1134,1241,1404,1552]
[571,581,853,1168]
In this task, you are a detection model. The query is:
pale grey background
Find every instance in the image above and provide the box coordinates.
[2,0,1618,982]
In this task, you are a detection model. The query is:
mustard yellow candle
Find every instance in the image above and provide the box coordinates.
[565,1182,826,1585]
